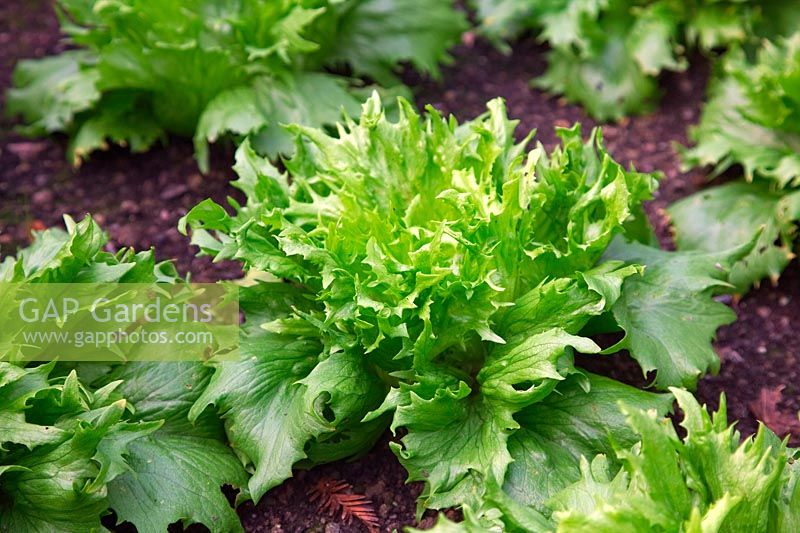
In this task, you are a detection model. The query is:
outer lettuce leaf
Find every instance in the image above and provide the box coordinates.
[503,373,673,512]
[7,0,466,169]
[103,363,247,533]
[604,237,750,389]
[390,329,602,512]
[683,77,800,185]
[188,283,387,502]
[68,92,166,165]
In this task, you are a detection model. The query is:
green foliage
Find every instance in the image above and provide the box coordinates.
[5,0,466,170]
[473,0,800,120]
[669,181,800,291]
[683,33,800,186]
[0,368,158,533]
[0,218,247,533]
[675,32,800,291]
[417,391,800,532]
[602,237,749,388]
[181,94,745,513]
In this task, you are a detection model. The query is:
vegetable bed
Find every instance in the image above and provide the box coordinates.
[1,1,799,532]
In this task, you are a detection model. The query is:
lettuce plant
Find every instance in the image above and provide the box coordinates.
[416,390,800,532]
[5,0,466,171]
[671,33,800,291]
[0,217,247,533]
[472,0,799,120]
[181,94,747,513]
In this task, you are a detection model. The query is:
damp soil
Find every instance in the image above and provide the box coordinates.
[1,2,799,532]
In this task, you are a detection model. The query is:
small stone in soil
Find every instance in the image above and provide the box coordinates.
[31,189,54,206]
[187,173,203,191]
[120,200,139,214]
[160,183,189,200]
[8,141,47,161]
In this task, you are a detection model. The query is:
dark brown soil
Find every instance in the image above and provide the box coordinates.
[1,3,798,533]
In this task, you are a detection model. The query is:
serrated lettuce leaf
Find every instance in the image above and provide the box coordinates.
[603,237,751,389]
[102,363,247,533]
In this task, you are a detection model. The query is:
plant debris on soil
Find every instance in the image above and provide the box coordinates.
[1,3,798,532]
[308,478,381,531]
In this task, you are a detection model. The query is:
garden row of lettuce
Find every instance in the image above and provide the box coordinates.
[3,95,797,532]
[8,1,800,295]
[4,1,800,531]
[7,1,799,157]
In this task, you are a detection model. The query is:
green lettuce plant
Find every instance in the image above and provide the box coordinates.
[671,32,800,291]
[415,390,800,532]
[5,0,466,171]
[0,217,247,533]
[180,94,748,513]
[472,0,799,120]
